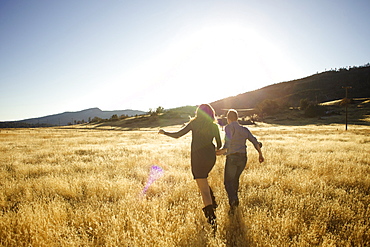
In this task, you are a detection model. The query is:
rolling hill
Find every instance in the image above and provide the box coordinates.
[210,65,370,115]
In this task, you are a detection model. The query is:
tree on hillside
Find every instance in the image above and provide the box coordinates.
[156,106,165,114]
[119,114,129,120]
[149,106,165,116]
[304,104,326,117]
[91,116,103,123]
[110,114,118,121]
[256,99,280,117]
[300,98,309,110]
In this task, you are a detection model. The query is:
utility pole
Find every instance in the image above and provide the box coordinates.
[342,86,352,131]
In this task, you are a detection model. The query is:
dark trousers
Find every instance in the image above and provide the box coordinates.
[224,154,247,206]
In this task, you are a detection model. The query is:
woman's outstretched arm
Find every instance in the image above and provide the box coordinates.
[158,122,191,138]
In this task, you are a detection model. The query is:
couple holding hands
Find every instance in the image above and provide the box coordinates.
[158,104,264,231]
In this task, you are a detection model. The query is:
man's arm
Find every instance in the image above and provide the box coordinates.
[246,128,264,163]
[253,142,264,163]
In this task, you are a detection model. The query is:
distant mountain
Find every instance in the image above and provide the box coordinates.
[0,108,146,127]
[211,65,370,115]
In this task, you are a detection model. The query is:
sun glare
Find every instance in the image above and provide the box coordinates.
[158,24,293,101]
[107,24,300,110]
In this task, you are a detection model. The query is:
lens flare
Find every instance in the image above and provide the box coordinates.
[141,165,164,196]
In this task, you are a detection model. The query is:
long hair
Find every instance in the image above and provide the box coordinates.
[195,104,216,123]
[191,104,217,132]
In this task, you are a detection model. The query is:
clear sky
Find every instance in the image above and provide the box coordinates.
[1,0,369,121]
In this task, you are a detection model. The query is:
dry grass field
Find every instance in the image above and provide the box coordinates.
[0,124,369,246]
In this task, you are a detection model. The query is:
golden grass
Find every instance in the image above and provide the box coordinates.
[0,125,369,246]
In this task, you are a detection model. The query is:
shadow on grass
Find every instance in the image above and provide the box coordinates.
[225,208,250,247]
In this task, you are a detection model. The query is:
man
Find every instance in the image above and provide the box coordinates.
[216,109,264,211]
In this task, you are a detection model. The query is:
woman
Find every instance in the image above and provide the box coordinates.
[159,104,221,230]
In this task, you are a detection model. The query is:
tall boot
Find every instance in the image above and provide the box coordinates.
[202,205,217,232]
[209,187,218,210]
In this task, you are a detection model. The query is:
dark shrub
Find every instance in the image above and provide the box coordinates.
[304,104,326,117]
